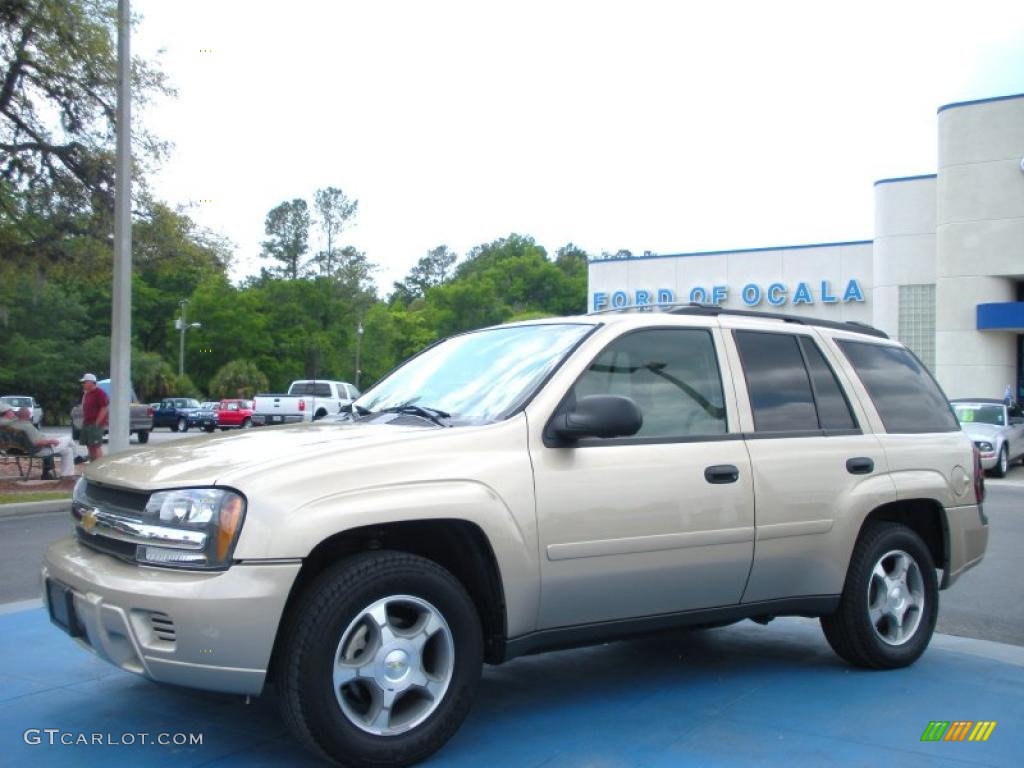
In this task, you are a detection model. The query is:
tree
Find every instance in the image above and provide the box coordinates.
[311,186,358,277]
[261,198,310,280]
[0,0,171,244]
[391,245,457,305]
[208,360,269,399]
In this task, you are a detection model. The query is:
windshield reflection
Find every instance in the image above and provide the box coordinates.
[355,324,593,424]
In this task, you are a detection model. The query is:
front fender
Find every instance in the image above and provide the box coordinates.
[235,480,540,637]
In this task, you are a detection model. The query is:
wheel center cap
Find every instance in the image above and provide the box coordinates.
[383,649,410,682]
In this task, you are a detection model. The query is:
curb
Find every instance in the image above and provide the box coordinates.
[0,498,71,518]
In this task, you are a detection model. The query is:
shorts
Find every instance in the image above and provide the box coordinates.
[80,424,104,446]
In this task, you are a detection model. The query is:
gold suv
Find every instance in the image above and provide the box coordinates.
[43,306,988,767]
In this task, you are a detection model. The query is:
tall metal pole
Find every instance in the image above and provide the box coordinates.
[355,321,364,389]
[178,300,187,377]
[108,0,132,454]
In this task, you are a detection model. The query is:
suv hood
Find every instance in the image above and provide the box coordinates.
[83,421,434,491]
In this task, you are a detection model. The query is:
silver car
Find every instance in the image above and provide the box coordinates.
[952,398,1024,477]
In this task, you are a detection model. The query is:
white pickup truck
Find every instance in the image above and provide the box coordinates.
[251,379,359,425]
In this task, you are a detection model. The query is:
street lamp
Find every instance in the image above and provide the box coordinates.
[354,321,364,389]
[176,299,202,377]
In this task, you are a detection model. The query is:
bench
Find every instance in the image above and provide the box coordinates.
[0,425,55,480]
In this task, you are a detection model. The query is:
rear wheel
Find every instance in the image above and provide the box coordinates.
[821,522,937,669]
[71,426,80,441]
[275,551,482,767]
[136,430,150,444]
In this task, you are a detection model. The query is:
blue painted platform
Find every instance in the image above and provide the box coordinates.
[0,606,1021,767]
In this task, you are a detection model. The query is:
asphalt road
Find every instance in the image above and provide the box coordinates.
[2,474,1021,645]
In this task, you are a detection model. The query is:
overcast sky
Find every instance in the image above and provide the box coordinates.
[133,0,1024,292]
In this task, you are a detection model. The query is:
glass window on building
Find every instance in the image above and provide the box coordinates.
[898,284,935,371]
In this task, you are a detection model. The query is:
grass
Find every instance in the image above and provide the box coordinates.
[0,491,71,505]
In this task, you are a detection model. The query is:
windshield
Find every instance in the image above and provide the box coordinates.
[953,403,1005,426]
[3,397,31,408]
[355,323,593,424]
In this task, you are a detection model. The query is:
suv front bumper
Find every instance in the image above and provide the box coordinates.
[42,538,299,695]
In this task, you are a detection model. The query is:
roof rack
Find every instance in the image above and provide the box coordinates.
[588,302,889,339]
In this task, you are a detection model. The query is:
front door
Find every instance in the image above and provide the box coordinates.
[531,326,756,629]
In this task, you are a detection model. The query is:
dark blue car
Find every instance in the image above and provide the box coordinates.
[153,397,202,432]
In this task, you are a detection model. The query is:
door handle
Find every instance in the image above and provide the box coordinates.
[846,457,874,475]
[704,464,739,484]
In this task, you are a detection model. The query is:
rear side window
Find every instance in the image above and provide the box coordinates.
[838,340,958,433]
[734,332,818,432]
[798,337,856,430]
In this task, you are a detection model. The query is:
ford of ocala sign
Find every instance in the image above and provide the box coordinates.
[592,279,865,311]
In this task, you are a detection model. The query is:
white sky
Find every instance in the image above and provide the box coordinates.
[133,0,1024,293]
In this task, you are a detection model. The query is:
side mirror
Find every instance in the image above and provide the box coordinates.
[551,395,643,442]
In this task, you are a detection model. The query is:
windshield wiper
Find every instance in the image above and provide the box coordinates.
[372,403,451,427]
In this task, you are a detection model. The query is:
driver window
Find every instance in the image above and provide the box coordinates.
[571,328,727,439]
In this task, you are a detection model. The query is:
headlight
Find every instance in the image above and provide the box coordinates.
[138,488,246,569]
[975,441,994,452]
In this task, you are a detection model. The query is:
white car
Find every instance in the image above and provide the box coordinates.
[0,395,43,427]
[952,398,1024,477]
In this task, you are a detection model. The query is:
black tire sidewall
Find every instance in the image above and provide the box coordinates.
[289,554,482,766]
[846,525,938,667]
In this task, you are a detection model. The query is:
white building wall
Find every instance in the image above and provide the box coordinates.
[935,95,1024,398]
[872,176,936,341]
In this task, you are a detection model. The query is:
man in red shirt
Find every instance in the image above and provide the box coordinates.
[79,373,109,461]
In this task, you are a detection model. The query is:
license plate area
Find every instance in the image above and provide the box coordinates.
[46,579,84,638]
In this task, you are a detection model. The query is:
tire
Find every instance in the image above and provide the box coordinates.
[275,551,483,768]
[71,426,80,442]
[313,409,328,421]
[204,425,215,433]
[241,417,252,429]
[821,522,938,669]
[136,430,150,444]
[991,445,1008,478]
[178,417,188,433]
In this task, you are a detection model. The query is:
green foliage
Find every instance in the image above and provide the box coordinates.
[311,187,358,277]
[171,373,199,399]
[132,350,176,402]
[208,360,269,399]
[261,199,310,280]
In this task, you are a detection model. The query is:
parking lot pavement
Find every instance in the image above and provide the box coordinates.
[2,607,1022,768]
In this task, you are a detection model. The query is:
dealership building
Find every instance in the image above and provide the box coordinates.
[588,92,1024,401]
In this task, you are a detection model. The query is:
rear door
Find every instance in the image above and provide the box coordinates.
[725,325,895,602]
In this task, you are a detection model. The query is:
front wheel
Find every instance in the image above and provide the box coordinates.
[241,417,252,429]
[991,445,1008,478]
[821,522,937,669]
[275,551,483,767]
[178,417,188,433]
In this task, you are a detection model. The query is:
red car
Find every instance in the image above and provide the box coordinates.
[216,399,255,430]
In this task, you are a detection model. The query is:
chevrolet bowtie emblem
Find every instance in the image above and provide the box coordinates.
[81,508,98,533]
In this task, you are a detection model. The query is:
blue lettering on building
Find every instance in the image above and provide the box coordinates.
[742,284,762,306]
[592,278,865,310]
[843,279,865,302]
[792,282,813,305]
[767,283,787,306]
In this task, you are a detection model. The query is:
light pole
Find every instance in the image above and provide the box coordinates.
[354,321,364,389]
[176,299,202,377]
